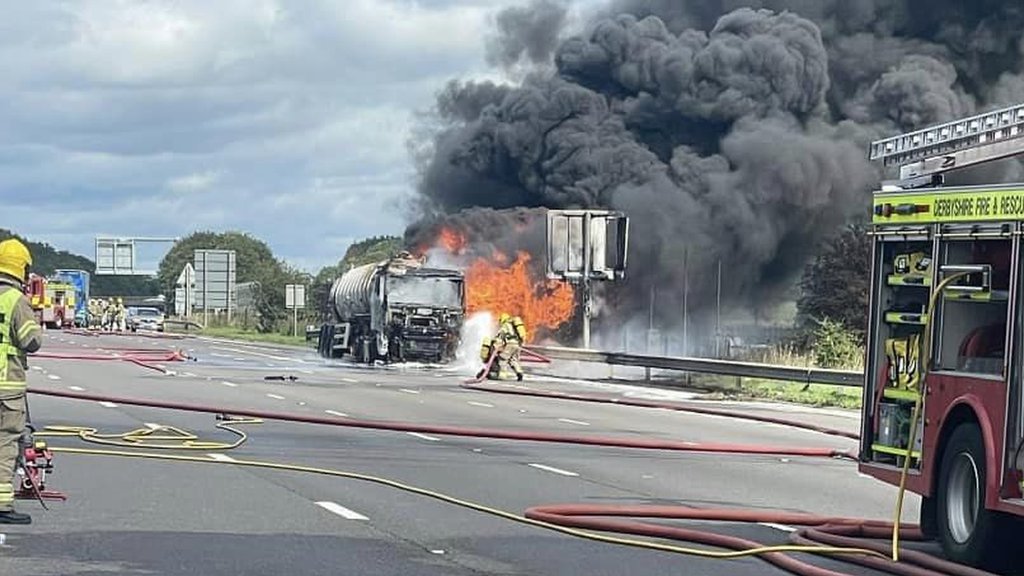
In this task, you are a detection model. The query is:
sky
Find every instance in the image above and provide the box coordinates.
[0,0,597,273]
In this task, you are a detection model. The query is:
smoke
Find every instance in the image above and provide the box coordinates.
[406,0,1024,341]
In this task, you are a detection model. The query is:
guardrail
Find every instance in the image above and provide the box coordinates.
[528,346,863,387]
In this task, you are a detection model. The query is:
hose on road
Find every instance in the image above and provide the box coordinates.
[27,339,999,576]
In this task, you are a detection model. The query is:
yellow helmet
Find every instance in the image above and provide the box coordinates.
[0,238,32,282]
[499,313,511,324]
[117,297,123,304]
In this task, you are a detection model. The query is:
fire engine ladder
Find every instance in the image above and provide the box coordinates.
[869,102,1024,188]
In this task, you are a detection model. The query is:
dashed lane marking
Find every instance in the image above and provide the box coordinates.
[68,386,85,391]
[325,410,349,418]
[468,401,494,408]
[98,401,118,408]
[208,454,237,463]
[399,388,420,395]
[266,393,286,400]
[759,522,797,533]
[220,381,238,388]
[315,501,368,520]
[557,418,590,426]
[47,374,61,381]
[407,432,440,442]
[341,377,359,383]
[527,463,579,477]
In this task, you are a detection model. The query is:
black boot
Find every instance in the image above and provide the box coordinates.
[0,510,31,524]
[516,372,523,381]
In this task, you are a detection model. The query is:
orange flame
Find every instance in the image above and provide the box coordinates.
[431,227,576,341]
[464,251,575,342]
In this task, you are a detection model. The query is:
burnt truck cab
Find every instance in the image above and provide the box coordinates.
[376,267,465,363]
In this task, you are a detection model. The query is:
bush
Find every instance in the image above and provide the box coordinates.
[811,318,864,370]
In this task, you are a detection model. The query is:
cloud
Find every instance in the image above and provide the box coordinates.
[1,0,544,272]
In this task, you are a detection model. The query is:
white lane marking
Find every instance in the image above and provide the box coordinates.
[407,432,440,442]
[528,463,579,477]
[233,357,247,362]
[208,454,237,463]
[315,501,368,520]
[210,352,232,358]
[299,369,314,374]
[47,374,62,381]
[399,388,420,395]
[68,386,85,391]
[266,393,286,400]
[325,410,349,418]
[468,401,494,408]
[759,522,797,533]
[144,423,162,430]
[341,377,359,383]
[220,381,238,388]
[557,418,590,426]
[98,401,118,408]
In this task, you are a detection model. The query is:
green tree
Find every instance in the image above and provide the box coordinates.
[157,231,304,333]
[0,228,158,296]
[797,223,871,339]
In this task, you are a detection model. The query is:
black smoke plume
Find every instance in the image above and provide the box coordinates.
[406,1,1024,341]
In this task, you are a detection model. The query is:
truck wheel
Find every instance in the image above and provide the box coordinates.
[936,423,1010,570]
[919,495,937,540]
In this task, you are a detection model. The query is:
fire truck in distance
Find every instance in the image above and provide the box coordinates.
[25,274,76,329]
[862,102,1024,570]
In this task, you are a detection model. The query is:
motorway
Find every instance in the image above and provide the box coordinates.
[0,332,927,576]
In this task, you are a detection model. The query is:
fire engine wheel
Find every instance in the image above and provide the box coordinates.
[936,423,1011,570]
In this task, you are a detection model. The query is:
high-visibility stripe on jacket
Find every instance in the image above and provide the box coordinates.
[0,284,40,391]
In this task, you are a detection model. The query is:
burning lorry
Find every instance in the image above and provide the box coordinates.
[315,252,465,364]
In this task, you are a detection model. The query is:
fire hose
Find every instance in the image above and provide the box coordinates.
[24,340,1004,575]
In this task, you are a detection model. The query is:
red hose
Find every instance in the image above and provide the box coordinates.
[34,351,187,373]
[525,505,996,576]
[26,387,853,459]
[464,381,860,440]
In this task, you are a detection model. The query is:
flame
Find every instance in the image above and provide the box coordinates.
[437,228,467,255]
[429,226,576,341]
[464,251,574,342]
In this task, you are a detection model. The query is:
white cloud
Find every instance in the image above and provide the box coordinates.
[0,0,589,272]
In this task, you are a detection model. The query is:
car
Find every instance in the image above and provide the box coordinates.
[129,307,165,332]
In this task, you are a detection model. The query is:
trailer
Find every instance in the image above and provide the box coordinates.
[861,102,1024,570]
[316,252,465,364]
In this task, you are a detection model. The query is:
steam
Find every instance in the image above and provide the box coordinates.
[406,0,1024,343]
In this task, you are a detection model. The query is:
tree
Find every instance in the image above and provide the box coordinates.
[0,228,158,296]
[156,231,302,332]
[797,222,871,338]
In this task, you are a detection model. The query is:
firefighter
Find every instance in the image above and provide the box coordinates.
[0,239,42,524]
[493,313,526,381]
[114,297,126,332]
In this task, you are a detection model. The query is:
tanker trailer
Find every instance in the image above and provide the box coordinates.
[316,253,465,364]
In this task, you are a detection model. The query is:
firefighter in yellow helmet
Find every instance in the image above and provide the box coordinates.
[0,239,42,524]
[114,297,127,332]
[493,312,526,381]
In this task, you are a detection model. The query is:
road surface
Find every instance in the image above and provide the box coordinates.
[0,331,927,576]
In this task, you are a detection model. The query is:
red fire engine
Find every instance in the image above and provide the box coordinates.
[26,274,75,329]
[862,102,1024,569]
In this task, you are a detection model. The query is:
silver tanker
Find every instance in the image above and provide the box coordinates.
[315,252,465,363]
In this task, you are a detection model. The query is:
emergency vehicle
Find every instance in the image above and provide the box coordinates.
[26,274,76,329]
[862,102,1024,569]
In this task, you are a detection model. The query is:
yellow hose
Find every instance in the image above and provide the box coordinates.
[890,271,969,561]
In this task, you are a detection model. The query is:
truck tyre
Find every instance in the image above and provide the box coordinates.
[919,495,937,540]
[936,423,1010,570]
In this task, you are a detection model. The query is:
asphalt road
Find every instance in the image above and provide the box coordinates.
[0,331,929,576]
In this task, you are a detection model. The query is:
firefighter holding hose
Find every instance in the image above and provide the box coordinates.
[493,313,527,381]
[0,238,42,524]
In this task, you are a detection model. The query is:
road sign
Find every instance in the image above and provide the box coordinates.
[95,237,177,275]
[194,250,236,322]
[545,209,629,349]
[546,210,628,280]
[285,284,306,309]
[174,263,195,317]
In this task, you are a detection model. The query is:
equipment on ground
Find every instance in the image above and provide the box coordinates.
[315,252,465,364]
[861,102,1024,571]
[14,427,66,505]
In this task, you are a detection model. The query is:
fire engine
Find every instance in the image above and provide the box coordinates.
[26,274,76,329]
[862,102,1024,569]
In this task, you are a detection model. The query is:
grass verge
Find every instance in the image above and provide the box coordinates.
[171,325,309,347]
[699,376,862,409]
